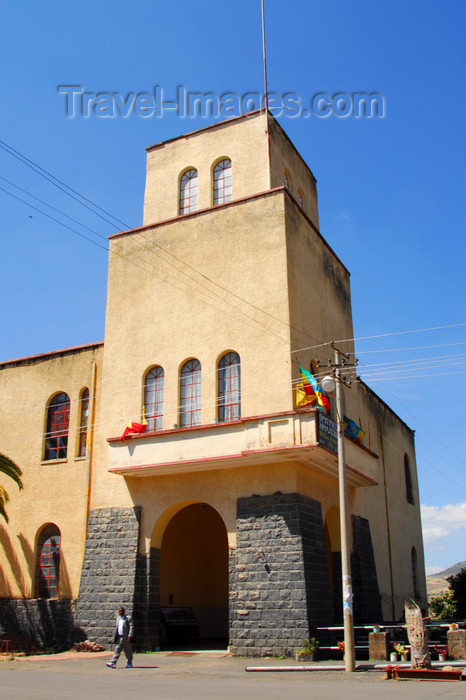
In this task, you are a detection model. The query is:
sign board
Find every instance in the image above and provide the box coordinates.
[317,412,338,453]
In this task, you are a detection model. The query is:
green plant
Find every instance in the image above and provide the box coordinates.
[297,637,319,655]
[429,588,456,619]
[0,453,23,522]
[447,568,466,619]
[394,643,407,656]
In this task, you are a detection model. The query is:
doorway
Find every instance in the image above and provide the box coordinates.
[158,502,229,648]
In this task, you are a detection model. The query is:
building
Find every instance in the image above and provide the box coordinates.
[0,111,427,656]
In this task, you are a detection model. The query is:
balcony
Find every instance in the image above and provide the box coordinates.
[107,409,378,487]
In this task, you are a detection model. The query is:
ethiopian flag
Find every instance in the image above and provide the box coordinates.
[297,366,330,413]
[343,416,365,444]
[295,381,317,408]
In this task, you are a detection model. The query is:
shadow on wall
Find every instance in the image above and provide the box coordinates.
[0,526,82,649]
[0,525,28,595]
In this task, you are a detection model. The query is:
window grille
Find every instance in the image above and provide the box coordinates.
[180,359,202,427]
[37,525,61,599]
[144,366,165,432]
[213,159,232,205]
[44,393,70,460]
[179,169,198,214]
[78,388,89,457]
[218,352,241,422]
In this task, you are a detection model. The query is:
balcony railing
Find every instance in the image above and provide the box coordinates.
[107,409,378,486]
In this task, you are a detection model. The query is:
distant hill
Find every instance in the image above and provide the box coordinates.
[426,561,466,598]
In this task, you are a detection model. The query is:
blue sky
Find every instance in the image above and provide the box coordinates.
[1,1,465,574]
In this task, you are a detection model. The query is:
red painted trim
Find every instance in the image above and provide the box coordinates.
[109,187,349,276]
[347,465,378,486]
[241,443,318,456]
[108,451,245,473]
[107,408,318,443]
[108,441,377,486]
[145,109,265,152]
[0,342,104,369]
[109,187,285,240]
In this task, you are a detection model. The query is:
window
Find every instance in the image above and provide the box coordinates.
[44,393,70,460]
[297,188,304,208]
[213,159,232,205]
[77,388,89,457]
[218,352,241,422]
[180,359,202,427]
[179,169,198,214]
[404,454,414,504]
[144,366,165,432]
[36,524,61,599]
[284,169,291,190]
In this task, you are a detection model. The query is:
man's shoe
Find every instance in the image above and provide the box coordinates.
[106,662,116,668]
[126,663,133,668]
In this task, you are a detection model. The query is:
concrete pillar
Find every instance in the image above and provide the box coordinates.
[369,631,389,660]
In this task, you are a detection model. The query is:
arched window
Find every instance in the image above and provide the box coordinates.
[179,169,198,214]
[218,352,241,422]
[44,393,70,460]
[411,546,419,599]
[404,454,414,504]
[297,188,304,208]
[213,159,232,205]
[144,366,165,432]
[180,359,202,428]
[77,388,89,458]
[36,524,61,599]
[284,169,291,190]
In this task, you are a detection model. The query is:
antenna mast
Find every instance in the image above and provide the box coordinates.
[261,0,269,113]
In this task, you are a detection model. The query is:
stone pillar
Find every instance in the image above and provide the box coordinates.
[351,515,382,623]
[133,547,161,651]
[229,492,332,657]
[74,506,141,647]
[369,631,390,660]
[447,629,466,660]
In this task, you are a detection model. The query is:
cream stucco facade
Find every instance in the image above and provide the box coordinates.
[0,111,426,654]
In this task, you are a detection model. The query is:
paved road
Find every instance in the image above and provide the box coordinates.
[1,651,465,700]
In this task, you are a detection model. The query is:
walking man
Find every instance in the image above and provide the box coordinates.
[106,606,134,668]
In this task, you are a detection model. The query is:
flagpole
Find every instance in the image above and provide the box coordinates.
[261,0,269,113]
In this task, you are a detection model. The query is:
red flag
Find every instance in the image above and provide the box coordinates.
[121,416,148,442]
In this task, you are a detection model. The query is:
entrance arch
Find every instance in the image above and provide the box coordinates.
[152,501,229,646]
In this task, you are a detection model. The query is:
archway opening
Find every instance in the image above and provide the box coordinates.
[325,506,342,622]
[159,502,228,648]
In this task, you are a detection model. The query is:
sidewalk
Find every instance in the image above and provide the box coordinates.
[1,650,465,700]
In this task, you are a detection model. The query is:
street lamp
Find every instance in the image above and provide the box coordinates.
[320,357,355,672]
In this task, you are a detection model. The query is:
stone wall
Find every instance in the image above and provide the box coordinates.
[74,506,141,647]
[0,598,74,650]
[133,547,160,650]
[229,492,332,657]
[351,515,383,623]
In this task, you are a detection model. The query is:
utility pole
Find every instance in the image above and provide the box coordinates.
[321,345,358,672]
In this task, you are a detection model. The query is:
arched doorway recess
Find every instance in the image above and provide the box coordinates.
[158,502,229,647]
[324,506,342,622]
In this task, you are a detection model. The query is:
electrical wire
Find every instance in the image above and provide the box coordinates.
[0,139,131,230]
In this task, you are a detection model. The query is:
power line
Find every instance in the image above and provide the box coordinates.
[0,139,131,230]
[290,323,466,356]
[0,175,111,240]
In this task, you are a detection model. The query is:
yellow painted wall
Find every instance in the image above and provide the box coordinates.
[0,112,427,624]
[143,112,270,225]
[0,344,103,598]
[268,117,320,230]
